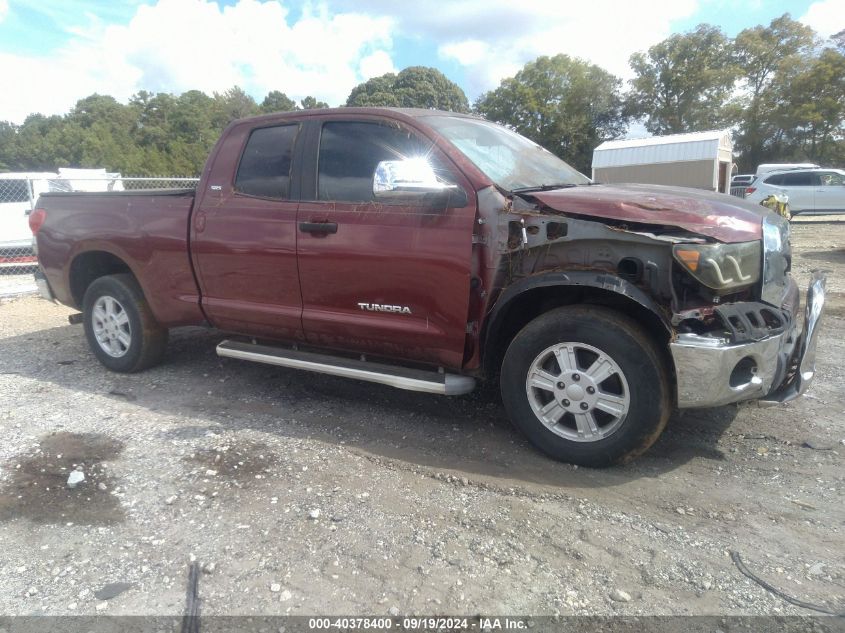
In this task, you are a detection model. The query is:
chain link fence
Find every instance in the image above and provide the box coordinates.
[0,175,198,295]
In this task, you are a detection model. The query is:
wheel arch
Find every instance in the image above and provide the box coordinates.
[68,250,136,308]
[481,271,675,386]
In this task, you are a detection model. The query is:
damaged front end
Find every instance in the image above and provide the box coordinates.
[475,185,826,409]
[670,214,825,407]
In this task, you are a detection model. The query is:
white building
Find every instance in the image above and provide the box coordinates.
[592,130,734,193]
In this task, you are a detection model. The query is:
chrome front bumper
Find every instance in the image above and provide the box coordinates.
[671,271,826,408]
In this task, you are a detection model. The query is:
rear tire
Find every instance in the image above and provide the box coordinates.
[82,274,167,373]
[500,306,670,467]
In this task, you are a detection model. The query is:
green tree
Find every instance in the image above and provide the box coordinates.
[346,67,469,112]
[627,24,739,134]
[169,90,218,174]
[130,91,177,153]
[212,86,259,129]
[732,14,816,169]
[346,73,400,107]
[769,47,845,164]
[15,114,75,170]
[64,94,139,171]
[831,28,844,53]
[261,90,297,113]
[0,121,19,170]
[474,54,627,174]
[299,96,329,110]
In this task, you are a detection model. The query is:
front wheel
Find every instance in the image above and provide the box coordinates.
[500,306,670,467]
[82,274,168,373]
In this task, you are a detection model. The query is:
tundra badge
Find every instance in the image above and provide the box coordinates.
[357,303,412,315]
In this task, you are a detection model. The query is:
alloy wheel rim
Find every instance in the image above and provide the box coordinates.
[525,342,630,442]
[92,295,132,358]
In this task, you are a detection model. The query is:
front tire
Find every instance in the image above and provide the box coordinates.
[500,306,670,467]
[82,274,167,373]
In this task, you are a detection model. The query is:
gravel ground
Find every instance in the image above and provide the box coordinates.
[0,216,842,618]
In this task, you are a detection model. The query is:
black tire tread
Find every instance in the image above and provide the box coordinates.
[500,305,670,467]
[82,273,167,373]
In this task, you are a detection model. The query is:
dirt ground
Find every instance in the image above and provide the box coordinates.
[0,216,842,619]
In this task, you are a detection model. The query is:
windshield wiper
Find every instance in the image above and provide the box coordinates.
[511,183,578,194]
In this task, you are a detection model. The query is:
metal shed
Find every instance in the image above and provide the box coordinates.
[592,130,734,193]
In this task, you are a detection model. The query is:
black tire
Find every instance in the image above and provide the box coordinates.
[82,274,168,373]
[500,306,670,467]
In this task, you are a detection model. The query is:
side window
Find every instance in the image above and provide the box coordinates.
[765,174,783,185]
[781,172,812,186]
[235,124,299,199]
[820,172,845,186]
[317,121,437,202]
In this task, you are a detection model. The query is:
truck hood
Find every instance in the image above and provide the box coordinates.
[530,183,765,243]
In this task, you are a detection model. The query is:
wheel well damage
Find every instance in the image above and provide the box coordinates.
[481,273,675,387]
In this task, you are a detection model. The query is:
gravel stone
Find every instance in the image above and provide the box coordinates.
[609,589,631,603]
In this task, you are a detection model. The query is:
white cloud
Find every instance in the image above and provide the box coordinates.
[800,0,845,38]
[330,0,699,96]
[0,0,8,23]
[359,50,396,79]
[439,40,488,66]
[434,0,700,96]
[0,0,396,123]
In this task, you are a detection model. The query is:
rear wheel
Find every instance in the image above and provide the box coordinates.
[82,274,167,373]
[500,306,670,467]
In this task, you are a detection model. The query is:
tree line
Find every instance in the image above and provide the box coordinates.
[0,14,842,177]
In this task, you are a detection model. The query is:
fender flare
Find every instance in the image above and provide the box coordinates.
[481,270,673,371]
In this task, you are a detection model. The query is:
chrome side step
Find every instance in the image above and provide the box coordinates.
[216,340,476,396]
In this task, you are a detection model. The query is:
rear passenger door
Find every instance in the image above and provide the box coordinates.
[296,117,476,369]
[775,172,814,211]
[191,121,305,340]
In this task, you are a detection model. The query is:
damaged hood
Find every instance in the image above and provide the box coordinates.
[530,183,766,243]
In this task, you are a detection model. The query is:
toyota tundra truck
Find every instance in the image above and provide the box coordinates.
[31,108,827,467]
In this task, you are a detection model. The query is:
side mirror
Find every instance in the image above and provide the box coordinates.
[373,159,467,208]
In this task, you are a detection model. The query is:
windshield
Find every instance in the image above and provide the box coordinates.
[423,115,590,191]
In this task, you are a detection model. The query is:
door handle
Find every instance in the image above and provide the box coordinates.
[299,221,338,234]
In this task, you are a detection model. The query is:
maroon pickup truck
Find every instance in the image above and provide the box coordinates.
[32,108,827,466]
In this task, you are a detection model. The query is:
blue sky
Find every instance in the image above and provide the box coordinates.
[0,0,842,124]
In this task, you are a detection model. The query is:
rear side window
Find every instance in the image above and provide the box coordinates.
[235,124,299,199]
[0,180,30,203]
[765,174,783,185]
[780,172,813,186]
[317,121,432,202]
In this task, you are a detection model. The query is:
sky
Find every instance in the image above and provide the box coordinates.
[0,0,842,124]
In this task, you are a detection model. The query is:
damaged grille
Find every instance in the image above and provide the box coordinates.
[715,303,787,344]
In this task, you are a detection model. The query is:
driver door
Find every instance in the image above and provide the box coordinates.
[296,117,476,369]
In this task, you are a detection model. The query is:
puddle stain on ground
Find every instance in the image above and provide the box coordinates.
[185,440,277,483]
[0,432,125,525]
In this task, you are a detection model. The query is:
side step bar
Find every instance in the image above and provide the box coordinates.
[216,340,476,396]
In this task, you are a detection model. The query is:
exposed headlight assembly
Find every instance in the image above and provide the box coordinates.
[673,241,761,291]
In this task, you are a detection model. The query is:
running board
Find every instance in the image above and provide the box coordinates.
[216,340,476,396]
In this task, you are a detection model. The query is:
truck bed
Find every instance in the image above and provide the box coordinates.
[36,189,205,326]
